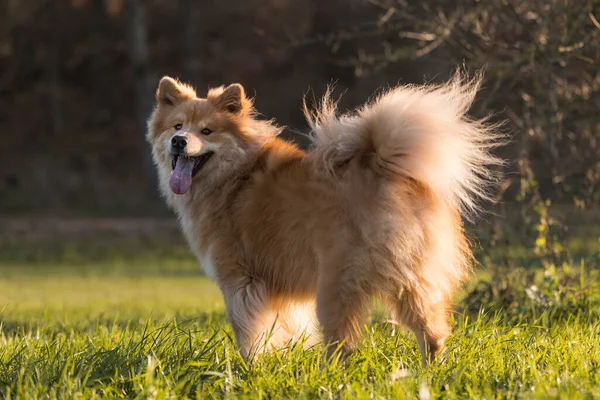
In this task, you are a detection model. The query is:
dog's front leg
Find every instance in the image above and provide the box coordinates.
[222,277,285,359]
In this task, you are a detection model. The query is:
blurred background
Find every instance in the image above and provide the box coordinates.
[0,0,598,264]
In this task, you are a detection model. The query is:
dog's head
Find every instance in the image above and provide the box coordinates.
[147,77,273,198]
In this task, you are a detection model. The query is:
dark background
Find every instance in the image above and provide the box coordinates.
[1,0,598,222]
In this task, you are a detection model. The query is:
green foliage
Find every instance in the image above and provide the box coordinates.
[1,236,599,399]
[2,309,599,399]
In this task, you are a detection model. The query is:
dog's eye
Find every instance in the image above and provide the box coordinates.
[174,123,182,130]
[201,128,212,135]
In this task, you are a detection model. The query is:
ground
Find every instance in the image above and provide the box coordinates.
[0,219,599,399]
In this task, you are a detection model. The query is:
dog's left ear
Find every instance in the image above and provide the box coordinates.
[210,84,252,115]
[157,76,196,106]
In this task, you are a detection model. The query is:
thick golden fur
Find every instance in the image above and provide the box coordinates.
[146,73,503,364]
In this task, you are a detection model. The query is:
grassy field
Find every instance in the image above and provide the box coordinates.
[1,222,599,399]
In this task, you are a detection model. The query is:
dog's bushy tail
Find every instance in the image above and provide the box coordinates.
[304,71,505,218]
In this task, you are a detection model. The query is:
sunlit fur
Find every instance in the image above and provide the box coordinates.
[147,73,504,364]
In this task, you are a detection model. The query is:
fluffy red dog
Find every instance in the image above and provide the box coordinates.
[146,73,503,364]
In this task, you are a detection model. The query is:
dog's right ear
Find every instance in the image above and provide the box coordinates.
[156,76,196,106]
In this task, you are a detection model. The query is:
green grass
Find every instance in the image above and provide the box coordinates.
[1,232,599,399]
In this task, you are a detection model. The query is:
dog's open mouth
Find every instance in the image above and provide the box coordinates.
[169,152,214,195]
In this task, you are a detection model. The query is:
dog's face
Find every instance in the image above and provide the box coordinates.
[147,77,257,197]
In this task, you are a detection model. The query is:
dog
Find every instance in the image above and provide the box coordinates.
[146,72,503,365]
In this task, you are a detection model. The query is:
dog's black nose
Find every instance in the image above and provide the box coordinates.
[171,135,187,151]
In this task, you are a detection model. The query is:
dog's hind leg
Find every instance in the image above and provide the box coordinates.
[391,291,450,366]
[316,265,372,357]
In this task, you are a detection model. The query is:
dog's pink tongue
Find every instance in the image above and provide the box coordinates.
[169,157,194,195]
